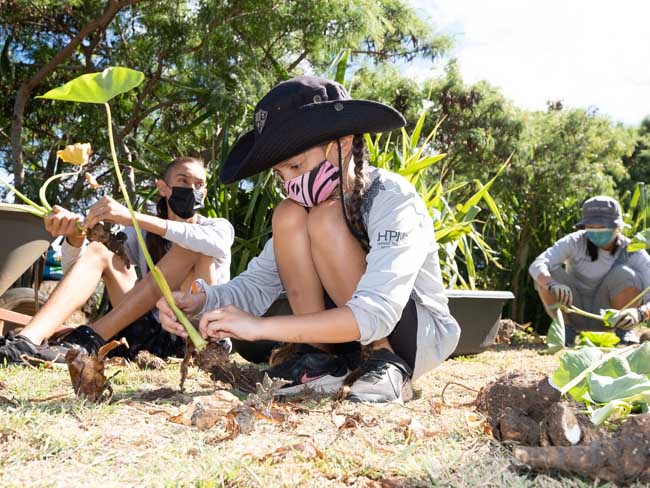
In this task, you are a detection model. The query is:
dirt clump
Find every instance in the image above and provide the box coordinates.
[134,350,166,370]
[86,222,130,268]
[180,341,263,393]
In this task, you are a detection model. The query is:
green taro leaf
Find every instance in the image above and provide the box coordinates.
[593,356,631,379]
[36,67,144,104]
[546,311,565,353]
[578,331,620,348]
[590,399,633,425]
[552,346,603,401]
[587,372,650,403]
[600,308,618,328]
[627,342,650,374]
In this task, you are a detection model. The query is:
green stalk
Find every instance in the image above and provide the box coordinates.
[559,344,638,396]
[39,170,80,212]
[104,103,206,350]
[0,202,47,218]
[565,306,605,322]
[0,175,48,214]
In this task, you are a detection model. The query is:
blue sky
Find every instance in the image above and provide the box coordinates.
[408,0,650,126]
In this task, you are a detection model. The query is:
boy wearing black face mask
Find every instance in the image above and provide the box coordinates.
[0,157,234,365]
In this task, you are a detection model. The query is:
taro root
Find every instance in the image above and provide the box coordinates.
[540,402,581,447]
[476,372,561,436]
[497,406,541,445]
[66,338,127,402]
[180,341,263,393]
[514,414,650,484]
[86,222,130,268]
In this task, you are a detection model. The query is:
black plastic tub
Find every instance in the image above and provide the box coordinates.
[233,290,514,362]
[446,289,515,356]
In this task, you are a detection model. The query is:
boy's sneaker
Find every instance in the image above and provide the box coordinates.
[347,348,413,404]
[52,325,106,357]
[0,333,63,366]
[265,345,349,396]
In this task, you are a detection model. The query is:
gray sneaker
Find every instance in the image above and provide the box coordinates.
[347,348,413,403]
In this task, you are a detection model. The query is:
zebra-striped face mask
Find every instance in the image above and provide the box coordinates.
[283,159,340,207]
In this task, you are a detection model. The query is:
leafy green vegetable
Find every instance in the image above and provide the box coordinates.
[590,399,633,425]
[599,309,618,328]
[552,346,603,401]
[36,67,144,104]
[587,372,650,403]
[593,356,631,378]
[627,342,650,374]
[578,331,620,348]
[546,310,566,353]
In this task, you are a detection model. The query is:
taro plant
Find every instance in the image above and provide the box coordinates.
[0,143,91,218]
[34,67,207,350]
[365,111,506,289]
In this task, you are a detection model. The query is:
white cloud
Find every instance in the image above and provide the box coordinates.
[408,0,650,125]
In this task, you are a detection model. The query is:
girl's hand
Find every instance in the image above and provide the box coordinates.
[199,305,262,342]
[156,291,206,338]
[84,196,132,228]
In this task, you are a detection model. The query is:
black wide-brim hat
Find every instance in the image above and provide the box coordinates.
[220,76,406,184]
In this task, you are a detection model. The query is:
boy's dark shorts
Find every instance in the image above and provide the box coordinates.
[109,311,185,360]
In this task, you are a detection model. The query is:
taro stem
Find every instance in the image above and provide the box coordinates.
[104,102,207,350]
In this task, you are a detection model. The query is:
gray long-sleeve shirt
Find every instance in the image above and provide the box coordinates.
[61,214,234,284]
[199,167,457,350]
[529,230,650,301]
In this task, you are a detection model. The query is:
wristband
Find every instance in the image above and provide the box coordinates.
[638,306,647,323]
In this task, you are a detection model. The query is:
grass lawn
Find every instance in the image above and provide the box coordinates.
[0,345,643,487]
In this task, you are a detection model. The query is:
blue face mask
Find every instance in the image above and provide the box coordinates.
[586,229,615,247]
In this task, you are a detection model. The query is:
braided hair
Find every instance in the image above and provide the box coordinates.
[146,156,204,264]
[338,135,370,251]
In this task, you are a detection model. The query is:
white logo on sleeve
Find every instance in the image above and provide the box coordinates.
[376,230,408,248]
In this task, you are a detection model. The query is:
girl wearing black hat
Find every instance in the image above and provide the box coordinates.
[530,195,650,345]
[157,76,460,403]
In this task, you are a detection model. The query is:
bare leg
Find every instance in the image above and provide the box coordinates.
[20,242,138,345]
[307,200,392,352]
[611,286,641,309]
[272,199,328,351]
[92,245,211,340]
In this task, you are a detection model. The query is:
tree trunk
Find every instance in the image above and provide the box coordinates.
[511,225,532,323]
[9,0,142,193]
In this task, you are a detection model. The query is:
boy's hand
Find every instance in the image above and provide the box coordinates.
[84,196,132,228]
[44,205,84,244]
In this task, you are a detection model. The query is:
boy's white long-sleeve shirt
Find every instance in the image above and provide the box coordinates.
[61,214,234,284]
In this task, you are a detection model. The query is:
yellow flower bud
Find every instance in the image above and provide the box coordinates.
[56,142,92,166]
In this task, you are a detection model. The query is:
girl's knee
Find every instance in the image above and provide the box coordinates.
[84,240,113,266]
[272,199,308,234]
[306,200,345,242]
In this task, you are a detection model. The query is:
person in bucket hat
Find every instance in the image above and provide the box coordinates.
[157,76,460,403]
[530,195,650,345]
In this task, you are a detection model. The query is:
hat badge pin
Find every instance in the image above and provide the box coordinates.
[254,109,268,134]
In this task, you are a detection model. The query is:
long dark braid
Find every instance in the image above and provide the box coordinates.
[146,196,171,265]
[338,134,370,250]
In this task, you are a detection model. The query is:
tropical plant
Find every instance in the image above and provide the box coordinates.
[34,67,207,350]
[365,111,506,288]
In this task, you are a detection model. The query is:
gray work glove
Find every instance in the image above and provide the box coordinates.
[547,280,573,307]
[611,307,644,330]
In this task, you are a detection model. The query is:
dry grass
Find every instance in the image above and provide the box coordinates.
[0,345,642,487]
